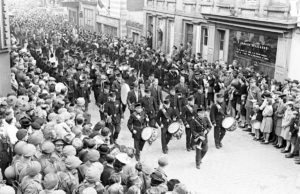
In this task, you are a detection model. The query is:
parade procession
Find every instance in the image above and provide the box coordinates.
[1,0,300,193]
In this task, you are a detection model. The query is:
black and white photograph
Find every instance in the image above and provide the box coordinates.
[0,0,300,193]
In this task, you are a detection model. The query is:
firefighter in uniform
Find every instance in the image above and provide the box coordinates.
[210,93,226,149]
[140,87,158,127]
[127,103,148,161]
[98,84,110,120]
[156,99,178,154]
[181,96,198,151]
[104,92,123,144]
[190,107,212,169]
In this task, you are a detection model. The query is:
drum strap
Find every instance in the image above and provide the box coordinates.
[194,116,205,131]
[162,108,171,120]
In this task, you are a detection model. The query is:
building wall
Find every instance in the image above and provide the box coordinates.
[80,2,97,32]
[288,29,300,80]
[0,51,11,97]
[127,0,144,11]
[144,0,299,80]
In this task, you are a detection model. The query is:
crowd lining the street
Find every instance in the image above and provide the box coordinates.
[0,5,300,194]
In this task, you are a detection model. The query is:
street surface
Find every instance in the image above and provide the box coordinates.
[88,92,300,194]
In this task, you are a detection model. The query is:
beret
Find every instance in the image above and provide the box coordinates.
[16,129,28,140]
[41,141,55,154]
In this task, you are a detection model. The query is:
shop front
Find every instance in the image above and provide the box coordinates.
[228,29,278,78]
[203,14,297,80]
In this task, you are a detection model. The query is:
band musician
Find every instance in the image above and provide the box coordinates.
[127,103,148,161]
[210,93,226,149]
[190,108,212,169]
[156,99,179,154]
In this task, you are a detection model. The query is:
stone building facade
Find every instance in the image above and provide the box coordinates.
[144,0,300,81]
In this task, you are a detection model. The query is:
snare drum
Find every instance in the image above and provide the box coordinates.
[168,122,184,140]
[141,127,158,145]
[221,117,237,132]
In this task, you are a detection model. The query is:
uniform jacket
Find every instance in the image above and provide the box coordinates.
[156,107,178,127]
[140,96,158,117]
[150,85,163,106]
[181,104,198,126]
[210,102,226,126]
[127,111,147,139]
[104,100,123,124]
[100,164,115,186]
[190,116,212,143]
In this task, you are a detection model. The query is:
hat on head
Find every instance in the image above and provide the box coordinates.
[150,171,166,186]
[85,167,101,182]
[0,185,15,194]
[26,161,41,176]
[14,141,27,155]
[286,101,294,106]
[65,156,82,169]
[43,173,59,190]
[98,144,110,154]
[116,153,131,164]
[16,129,28,140]
[31,122,41,130]
[28,131,44,146]
[7,95,17,106]
[77,97,85,106]
[173,183,189,194]
[63,145,77,157]
[158,156,169,167]
[82,187,97,194]
[87,149,100,162]
[41,141,55,154]
[4,166,16,180]
[72,138,83,150]
[134,103,142,109]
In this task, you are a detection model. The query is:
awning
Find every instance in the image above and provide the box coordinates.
[210,20,288,34]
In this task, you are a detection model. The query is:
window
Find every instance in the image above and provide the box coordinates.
[202,27,208,46]
[103,25,117,37]
[186,23,193,46]
[84,8,93,28]
[218,30,225,51]
[132,32,139,43]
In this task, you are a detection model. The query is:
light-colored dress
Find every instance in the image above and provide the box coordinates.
[280,109,294,140]
[260,105,273,133]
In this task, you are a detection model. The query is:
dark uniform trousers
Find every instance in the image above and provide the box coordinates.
[210,103,226,146]
[104,100,123,143]
[156,107,177,153]
[191,116,211,166]
[127,112,147,161]
[181,105,198,150]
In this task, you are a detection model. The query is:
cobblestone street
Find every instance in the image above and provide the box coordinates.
[88,93,300,194]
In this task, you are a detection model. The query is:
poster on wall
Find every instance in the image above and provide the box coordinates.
[229,30,278,64]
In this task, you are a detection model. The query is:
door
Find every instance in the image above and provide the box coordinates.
[218,29,225,61]
[132,32,139,43]
[201,27,208,60]
[168,20,174,54]
[185,23,193,46]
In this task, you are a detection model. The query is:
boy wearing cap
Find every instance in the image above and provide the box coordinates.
[210,93,226,149]
[127,103,148,161]
[192,107,212,169]
[156,99,179,154]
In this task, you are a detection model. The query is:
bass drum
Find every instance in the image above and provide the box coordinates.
[141,127,158,145]
[120,83,130,105]
[168,122,184,140]
[222,117,237,132]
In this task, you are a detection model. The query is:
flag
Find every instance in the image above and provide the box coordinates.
[98,0,104,8]
[97,0,104,13]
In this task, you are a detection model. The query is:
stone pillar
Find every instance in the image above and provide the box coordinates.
[174,16,183,46]
[288,29,300,80]
[274,34,292,81]
[207,23,216,63]
[152,15,157,49]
